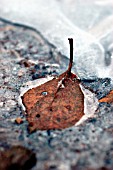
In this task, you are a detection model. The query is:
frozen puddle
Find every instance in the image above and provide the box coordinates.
[18,77,99,128]
[0,0,113,80]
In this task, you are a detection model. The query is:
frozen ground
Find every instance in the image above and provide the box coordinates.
[0,0,113,79]
[0,21,113,170]
[0,0,113,169]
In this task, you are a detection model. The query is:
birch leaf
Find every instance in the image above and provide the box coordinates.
[22,39,84,132]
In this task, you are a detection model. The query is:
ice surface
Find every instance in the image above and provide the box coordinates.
[0,0,113,79]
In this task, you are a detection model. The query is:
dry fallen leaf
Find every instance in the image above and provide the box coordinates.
[0,146,36,170]
[99,90,113,103]
[22,39,84,132]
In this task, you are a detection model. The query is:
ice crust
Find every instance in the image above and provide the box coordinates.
[0,0,113,79]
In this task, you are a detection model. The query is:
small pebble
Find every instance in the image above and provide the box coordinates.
[42,65,47,70]
[18,68,26,77]
[34,64,40,70]
[0,102,3,107]
[32,73,40,80]
[15,117,23,124]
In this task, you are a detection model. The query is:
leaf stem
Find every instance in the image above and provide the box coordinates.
[67,38,73,75]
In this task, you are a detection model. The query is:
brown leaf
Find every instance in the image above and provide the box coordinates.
[99,90,113,103]
[0,146,36,170]
[22,38,84,132]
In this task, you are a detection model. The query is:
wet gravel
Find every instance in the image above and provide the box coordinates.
[0,20,113,170]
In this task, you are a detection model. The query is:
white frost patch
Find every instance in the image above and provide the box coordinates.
[75,84,99,126]
[57,77,65,89]
[18,76,54,111]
